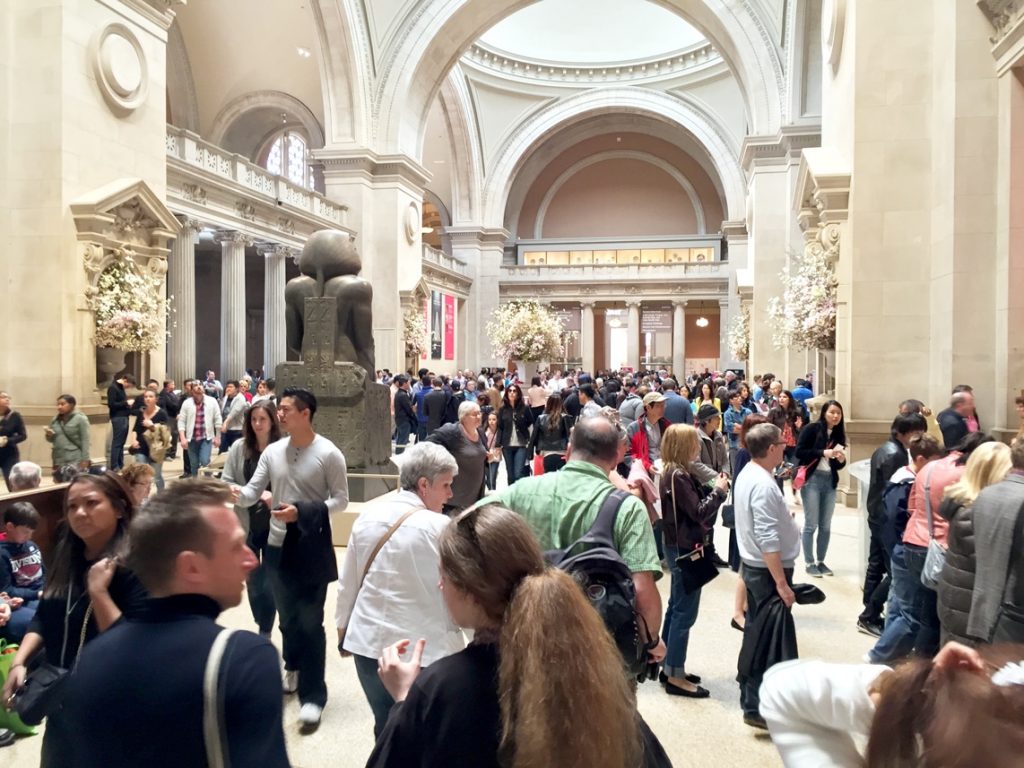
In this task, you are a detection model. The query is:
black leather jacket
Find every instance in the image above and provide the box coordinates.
[867,437,907,525]
[527,413,571,456]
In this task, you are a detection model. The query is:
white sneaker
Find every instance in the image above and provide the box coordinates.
[282,669,298,694]
[298,702,323,727]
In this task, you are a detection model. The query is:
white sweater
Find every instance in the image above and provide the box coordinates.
[760,659,890,767]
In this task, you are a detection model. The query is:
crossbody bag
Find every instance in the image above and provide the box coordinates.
[669,470,719,595]
[920,461,946,590]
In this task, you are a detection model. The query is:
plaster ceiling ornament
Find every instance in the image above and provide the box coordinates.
[182,184,207,205]
[113,199,159,234]
[82,243,106,276]
[146,256,169,283]
[278,217,296,235]
[91,23,149,115]
[236,201,257,222]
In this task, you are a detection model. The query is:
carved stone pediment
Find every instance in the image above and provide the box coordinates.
[71,178,181,256]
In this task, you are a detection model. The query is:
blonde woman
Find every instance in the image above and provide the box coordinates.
[367,504,651,768]
[936,441,1013,645]
[658,424,729,697]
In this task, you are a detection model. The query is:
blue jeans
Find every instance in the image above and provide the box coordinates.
[394,421,414,454]
[186,438,212,476]
[133,453,164,491]
[868,544,920,662]
[219,430,242,454]
[800,470,836,563]
[246,512,277,635]
[0,601,35,643]
[110,416,129,470]
[354,654,395,737]
[485,461,500,491]
[502,446,529,485]
[662,543,702,679]
[903,542,940,657]
[268,572,329,707]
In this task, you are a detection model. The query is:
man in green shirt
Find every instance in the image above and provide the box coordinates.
[478,417,666,663]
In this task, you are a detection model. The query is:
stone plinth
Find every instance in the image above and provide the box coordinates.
[276,297,394,500]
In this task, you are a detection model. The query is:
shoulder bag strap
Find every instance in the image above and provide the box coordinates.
[358,510,418,591]
[923,460,937,540]
[57,418,84,454]
[204,628,238,768]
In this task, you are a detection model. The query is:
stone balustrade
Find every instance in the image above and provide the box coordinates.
[422,243,470,276]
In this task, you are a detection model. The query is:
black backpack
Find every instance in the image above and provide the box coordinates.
[545,489,653,677]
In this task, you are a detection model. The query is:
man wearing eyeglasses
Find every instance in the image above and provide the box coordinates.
[733,423,800,730]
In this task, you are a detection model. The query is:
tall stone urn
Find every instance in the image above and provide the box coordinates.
[96,347,127,389]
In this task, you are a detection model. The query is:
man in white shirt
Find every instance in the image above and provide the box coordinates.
[335,442,465,736]
[733,422,800,730]
[177,382,222,476]
[219,379,248,453]
[235,387,348,731]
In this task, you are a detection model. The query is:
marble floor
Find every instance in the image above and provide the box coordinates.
[4,483,876,767]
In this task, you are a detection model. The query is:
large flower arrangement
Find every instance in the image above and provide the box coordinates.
[487,300,566,362]
[403,305,428,357]
[727,304,750,361]
[86,254,166,352]
[766,249,837,351]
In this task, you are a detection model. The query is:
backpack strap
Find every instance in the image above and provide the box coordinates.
[204,628,238,768]
[577,488,631,550]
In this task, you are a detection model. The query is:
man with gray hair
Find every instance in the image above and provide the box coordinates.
[733,422,800,729]
[7,461,41,491]
[478,416,666,665]
[335,442,465,736]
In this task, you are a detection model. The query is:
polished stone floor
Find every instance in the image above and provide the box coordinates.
[5,486,876,767]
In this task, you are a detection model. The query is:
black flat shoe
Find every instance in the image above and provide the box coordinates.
[659,671,701,684]
[744,714,768,730]
[731,618,745,632]
[664,681,710,698]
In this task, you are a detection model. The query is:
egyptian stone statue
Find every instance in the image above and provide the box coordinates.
[284,230,375,374]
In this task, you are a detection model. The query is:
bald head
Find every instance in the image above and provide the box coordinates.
[569,417,621,467]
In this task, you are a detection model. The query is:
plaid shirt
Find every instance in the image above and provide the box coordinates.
[193,399,206,441]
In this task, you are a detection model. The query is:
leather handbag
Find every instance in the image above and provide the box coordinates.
[792,464,811,492]
[12,596,92,726]
[919,463,946,590]
[668,471,719,594]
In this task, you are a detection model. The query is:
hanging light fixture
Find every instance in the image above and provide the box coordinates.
[695,316,709,328]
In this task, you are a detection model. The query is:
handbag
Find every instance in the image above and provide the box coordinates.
[0,639,35,735]
[919,462,946,590]
[338,509,417,650]
[792,464,810,492]
[11,594,92,726]
[143,422,172,463]
[668,470,719,594]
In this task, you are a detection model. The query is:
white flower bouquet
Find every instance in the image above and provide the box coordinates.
[86,254,166,352]
[486,300,566,362]
[767,249,837,351]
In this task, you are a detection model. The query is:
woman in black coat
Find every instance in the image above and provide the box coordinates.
[526,393,571,473]
[0,391,27,490]
[794,400,847,577]
[496,384,534,486]
[936,441,1012,645]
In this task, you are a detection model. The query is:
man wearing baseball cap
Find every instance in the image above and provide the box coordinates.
[627,392,670,476]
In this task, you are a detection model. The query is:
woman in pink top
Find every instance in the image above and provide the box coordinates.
[902,432,993,656]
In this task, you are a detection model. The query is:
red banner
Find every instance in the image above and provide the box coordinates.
[422,301,429,360]
[444,294,455,360]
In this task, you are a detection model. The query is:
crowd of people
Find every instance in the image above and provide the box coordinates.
[0,363,1022,766]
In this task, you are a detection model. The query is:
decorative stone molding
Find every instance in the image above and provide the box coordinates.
[208,90,326,152]
[405,202,420,245]
[182,183,207,205]
[740,125,822,172]
[794,148,850,264]
[462,39,723,86]
[71,179,180,265]
[822,0,847,75]
[499,262,728,304]
[120,0,185,31]
[91,23,149,116]
[235,201,257,222]
[314,148,431,190]
[978,0,1024,72]
[214,231,254,247]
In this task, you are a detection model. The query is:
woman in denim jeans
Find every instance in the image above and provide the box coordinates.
[496,384,534,486]
[795,400,847,577]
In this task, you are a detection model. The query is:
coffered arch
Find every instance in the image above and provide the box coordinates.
[482,87,745,230]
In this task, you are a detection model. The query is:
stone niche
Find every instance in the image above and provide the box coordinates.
[72,179,182,388]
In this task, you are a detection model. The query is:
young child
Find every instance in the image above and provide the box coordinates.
[0,502,45,642]
[484,412,501,492]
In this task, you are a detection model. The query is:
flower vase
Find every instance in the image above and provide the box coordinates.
[514,360,537,385]
[96,347,127,389]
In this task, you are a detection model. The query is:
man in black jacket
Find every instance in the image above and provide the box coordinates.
[64,480,290,768]
[393,375,418,454]
[158,379,182,459]
[423,377,451,435]
[859,412,927,635]
[107,373,136,470]
[937,389,976,448]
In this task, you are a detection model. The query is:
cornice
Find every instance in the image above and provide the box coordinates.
[445,226,510,247]
[794,147,851,226]
[117,0,183,31]
[460,39,723,87]
[978,0,1024,73]
[740,125,821,172]
[315,148,431,189]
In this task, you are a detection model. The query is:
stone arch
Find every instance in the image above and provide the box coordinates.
[208,90,325,159]
[483,87,745,229]
[310,0,371,146]
[437,68,484,225]
[533,150,708,237]
[373,0,782,157]
[166,21,199,133]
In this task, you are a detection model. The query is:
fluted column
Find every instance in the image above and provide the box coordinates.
[167,217,200,385]
[718,298,731,369]
[672,300,687,379]
[580,301,595,374]
[626,299,641,370]
[215,231,251,380]
[260,244,290,376]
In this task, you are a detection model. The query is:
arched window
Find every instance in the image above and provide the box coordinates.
[264,130,311,189]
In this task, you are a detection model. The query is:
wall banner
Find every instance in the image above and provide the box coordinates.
[444,294,455,360]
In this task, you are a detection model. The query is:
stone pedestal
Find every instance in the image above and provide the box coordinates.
[276,296,394,501]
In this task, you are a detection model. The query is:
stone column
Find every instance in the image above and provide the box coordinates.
[260,243,290,376]
[718,298,731,369]
[672,300,687,379]
[447,226,509,370]
[580,300,596,373]
[167,217,200,385]
[215,231,250,380]
[626,300,641,370]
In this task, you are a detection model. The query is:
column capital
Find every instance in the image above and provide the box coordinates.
[718,298,729,309]
[174,215,203,235]
[214,230,253,247]
[579,299,596,309]
[625,298,643,308]
[671,299,689,308]
[257,242,295,259]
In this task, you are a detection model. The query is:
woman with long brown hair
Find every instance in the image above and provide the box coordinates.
[366,504,647,768]
[1,472,146,766]
[761,641,1024,767]
[496,383,534,486]
[222,399,281,637]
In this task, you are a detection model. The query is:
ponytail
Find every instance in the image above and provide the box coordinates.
[498,569,640,768]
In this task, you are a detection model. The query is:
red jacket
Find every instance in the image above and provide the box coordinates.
[626,416,672,473]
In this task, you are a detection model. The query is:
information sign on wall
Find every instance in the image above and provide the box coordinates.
[444,294,455,360]
[641,309,672,333]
